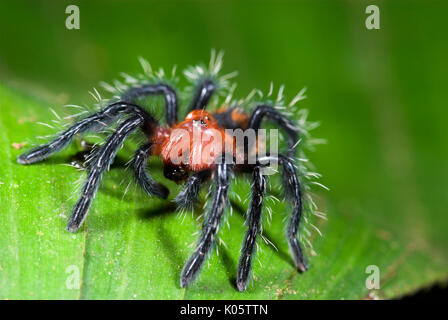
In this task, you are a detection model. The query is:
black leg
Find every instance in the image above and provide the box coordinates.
[17,102,156,165]
[67,116,144,232]
[180,157,234,287]
[236,165,266,291]
[133,142,169,199]
[123,84,178,126]
[258,154,308,272]
[175,169,211,209]
[189,79,216,111]
[248,105,299,158]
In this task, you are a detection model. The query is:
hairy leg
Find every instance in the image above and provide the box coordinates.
[258,154,308,272]
[133,142,169,199]
[189,79,216,111]
[175,169,212,209]
[236,165,266,291]
[180,157,234,287]
[67,116,144,232]
[18,102,155,165]
[123,84,178,126]
[248,105,300,158]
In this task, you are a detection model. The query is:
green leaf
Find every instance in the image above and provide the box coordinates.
[1,83,447,300]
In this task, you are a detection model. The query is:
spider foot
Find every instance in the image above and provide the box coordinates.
[180,251,206,288]
[236,278,248,292]
[296,261,309,273]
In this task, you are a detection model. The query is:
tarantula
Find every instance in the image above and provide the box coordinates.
[17,56,310,292]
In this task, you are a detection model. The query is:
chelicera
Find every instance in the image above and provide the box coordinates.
[17,59,309,292]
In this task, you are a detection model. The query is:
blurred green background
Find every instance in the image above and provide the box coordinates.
[0,0,447,299]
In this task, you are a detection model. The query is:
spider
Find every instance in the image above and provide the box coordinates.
[17,57,310,292]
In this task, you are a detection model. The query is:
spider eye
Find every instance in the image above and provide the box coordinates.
[193,119,207,126]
